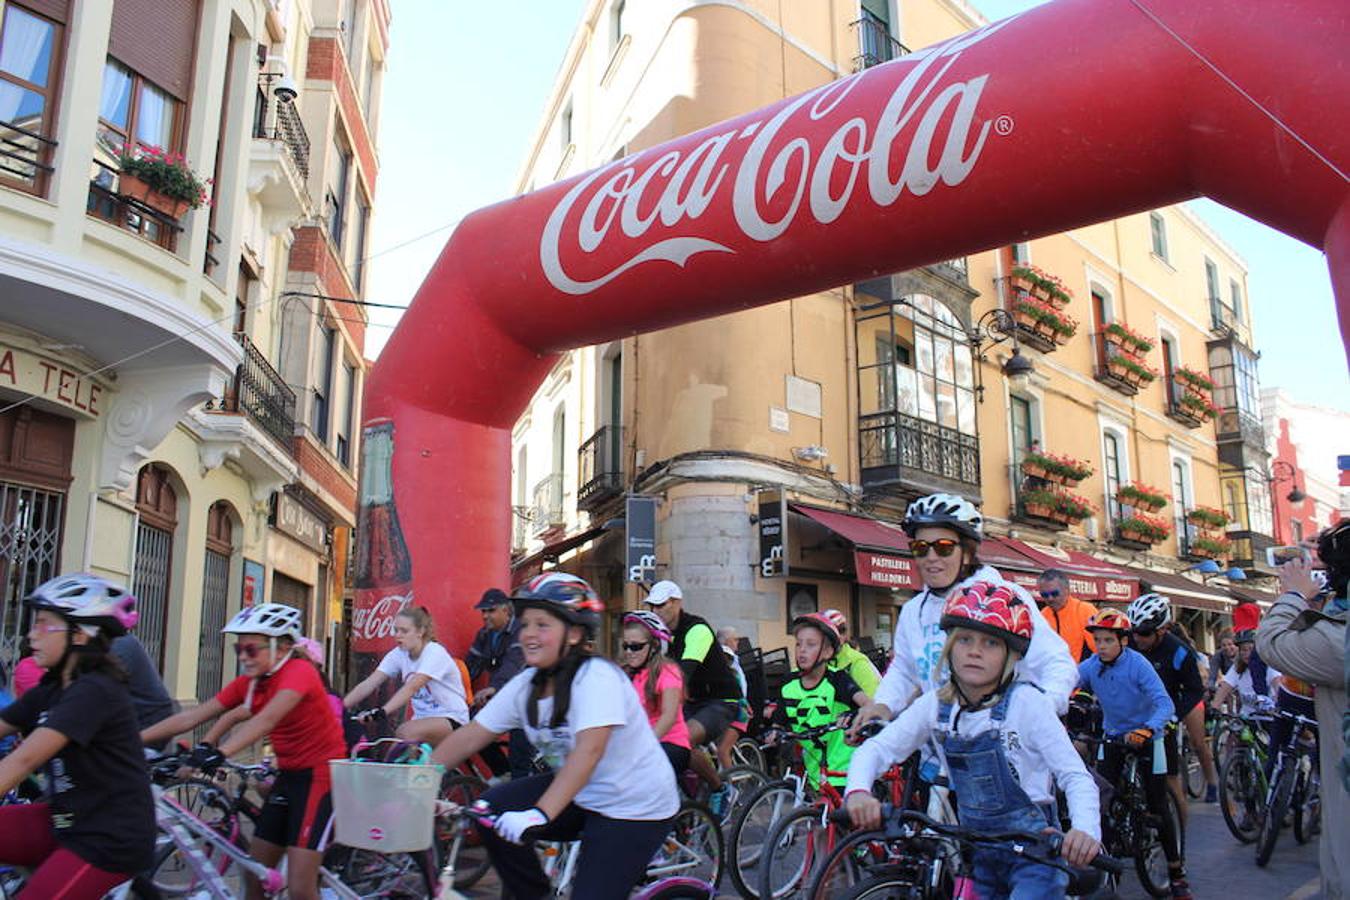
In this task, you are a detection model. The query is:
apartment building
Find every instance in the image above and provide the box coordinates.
[1262,388,1348,544]
[506,0,1278,654]
[0,0,388,698]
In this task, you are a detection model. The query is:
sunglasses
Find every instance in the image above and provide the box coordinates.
[234,642,266,658]
[1038,589,1062,599]
[910,539,960,558]
[621,642,650,653]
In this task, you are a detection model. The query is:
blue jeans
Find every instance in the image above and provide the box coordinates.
[969,822,1070,899]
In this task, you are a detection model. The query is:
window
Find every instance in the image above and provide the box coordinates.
[0,3,62,190]
[336,361,356,466]
[1172,460,1189,549]
[1103,432,1123,523]
[560,99,573,150]
[1160,336,1178,406]
[551,405,566,476]
[1229,278,1244,324]
[1291,519,1304,543]
[1246,472,1273,536]
[96,59,176,160]
[234,262,253,334]
[313,325,336,441]
[350,193,370,289]
[610,0,626,50]
[899,295,976,435]
[1205,258,1227,327]
[1011,242,1030,264]
[1091,289,1111,367]
[339,0,357,61]
[1149,211,1168,260]
[1010,396,1034,463]
[327,135,351,250]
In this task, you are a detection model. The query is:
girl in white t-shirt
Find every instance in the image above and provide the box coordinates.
[342,606,470,745]
[431,573,679,900]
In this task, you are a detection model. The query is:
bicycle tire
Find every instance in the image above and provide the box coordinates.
[147,785,245,896]
[757,805,829,900]
[1134,788,1179,899]
[436,773,491,889]
[323,844,438,899]
[1218,752,1261,844]
[633,875,718,900]
[733,737,767,772]
[1181,735,1205,800]
[718,763,771,824]
[645,801,725,889]
[802,826,938,900]
[835,869,932,900]
[1292,768,1320,845]
[1255,760,1296,867]
[727,780,798,899]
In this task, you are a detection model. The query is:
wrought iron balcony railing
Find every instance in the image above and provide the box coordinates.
[0,117,56,189]
[850,15,910,72]
[532,472,565,535]
[226,333,297,450]
[577,425,624,511]
[87,160,184,251]
[254,80,311,182]
[859,411,980,492]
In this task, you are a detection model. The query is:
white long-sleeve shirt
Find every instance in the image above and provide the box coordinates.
[874,565,1078,715]
[847,683,1101,841]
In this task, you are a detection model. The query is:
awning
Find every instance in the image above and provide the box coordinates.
[510,524,608,586]
[789,503,920,589]
[1119,565,1235,614]
[1228,585,1280,611]
[988,538,1138,604]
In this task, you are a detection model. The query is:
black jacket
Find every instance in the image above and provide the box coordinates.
[466,617,524,690]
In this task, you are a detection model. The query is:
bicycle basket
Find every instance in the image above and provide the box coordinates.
[329,749,443,852]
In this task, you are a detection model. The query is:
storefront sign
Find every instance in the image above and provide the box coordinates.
[0,344,104,418]
[1001,568,1134,603]
[625,494,657,583]
[757,490,787,577]
[271,492,328,553]
[853,550,920,589]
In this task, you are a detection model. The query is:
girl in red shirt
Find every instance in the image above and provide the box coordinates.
[142,603,346,900]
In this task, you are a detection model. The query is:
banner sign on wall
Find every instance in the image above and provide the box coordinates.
[853,550,919,589]
[758,490,787,577]
[626,495,657,584]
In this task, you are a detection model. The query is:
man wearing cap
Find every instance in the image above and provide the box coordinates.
[645,580,744,768]
[467,587,530,777]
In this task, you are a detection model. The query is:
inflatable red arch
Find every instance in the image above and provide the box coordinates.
[354,0,1350,661]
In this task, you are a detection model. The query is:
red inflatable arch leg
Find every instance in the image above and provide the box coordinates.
[356,0,1349,662]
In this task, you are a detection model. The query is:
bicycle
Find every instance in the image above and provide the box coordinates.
[1179,725,1207,801]
[1076,733,1182,899]
[821,806,1123,899]
[1254,709,1319,866]
[1215,712,1271,844]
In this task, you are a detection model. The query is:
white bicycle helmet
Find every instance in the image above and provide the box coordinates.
[1125,592,1172,633]
[25,573,139,637]
[902,493,984,541]
[222,603,303,640]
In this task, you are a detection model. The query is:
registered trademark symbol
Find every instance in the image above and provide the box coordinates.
[994,115,1014,136]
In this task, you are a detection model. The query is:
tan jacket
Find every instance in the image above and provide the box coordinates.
[1257,593,1347,899]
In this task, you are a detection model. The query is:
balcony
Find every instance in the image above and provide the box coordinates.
[532,472,564,536]
[249,83,312,230]
[1093,340,1149,396]
[932,257,968,284]
[87,160,184,251]
[1010,465,1066,532]
[577,425,624,512]
[850,14,910,72]
[860,411,980,499]
[1165,377,1206,429]
[1215,408,1264,450]
[0,117,56,193]
[218,333,297,450]
[1226,529,1276,572]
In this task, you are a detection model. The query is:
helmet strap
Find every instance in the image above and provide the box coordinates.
[263,639,292,678]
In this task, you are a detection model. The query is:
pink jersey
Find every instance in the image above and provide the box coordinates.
[631,662,690,749]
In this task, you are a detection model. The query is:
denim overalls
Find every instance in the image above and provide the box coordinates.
[937,682,1069,899]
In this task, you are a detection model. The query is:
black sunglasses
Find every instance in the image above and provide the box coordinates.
[1038,589,1062,599]
[910,539,960,558]
[234,642,265,658]
[621,642,650,653]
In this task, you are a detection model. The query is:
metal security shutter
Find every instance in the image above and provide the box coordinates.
[132,465,178,672]
[0,482,64,671]
[108,0,200,100]
[17,0,69,23]
[197,548,229,696]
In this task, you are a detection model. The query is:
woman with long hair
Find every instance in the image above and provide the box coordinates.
[620,609,691,776]
[431,573,679,899]
[0,574,155,897]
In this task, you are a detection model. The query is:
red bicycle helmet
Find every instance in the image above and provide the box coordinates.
[1085,608,1132,634]
[939,581,1032,654]
[790,612,842,652]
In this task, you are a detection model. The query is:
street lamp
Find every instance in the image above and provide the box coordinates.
[969,309,1036,402]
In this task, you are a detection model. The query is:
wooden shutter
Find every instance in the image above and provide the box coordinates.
[108,0,200,100]
[862,0,890,23]
[17,0,70,23]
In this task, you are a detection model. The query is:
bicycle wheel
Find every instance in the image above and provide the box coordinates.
[718,763,770,824]
[727,780,798,899]
[836,869,931,899]
[323,844,438,899]
[733,737,767,772]
[758,805,828,900]
[1182,735,1205,800]
[646,801,725,888]
[803,827,930,900]
[1218,752,1261,843]
[1255,760,1296,867]
[436,773,491,889]
[1292,768,1320,844]
[632,876,718,899]
[148,785,246,896]
[1132,788,1180,899]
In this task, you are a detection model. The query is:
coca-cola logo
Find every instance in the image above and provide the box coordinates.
[540,16,1020,295]
[351,590,414,642]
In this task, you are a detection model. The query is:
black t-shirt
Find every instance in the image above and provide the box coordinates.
[671,611,742,703]
[1,671,156,873]
[111,634,175,731]
[1141,633,1205,718]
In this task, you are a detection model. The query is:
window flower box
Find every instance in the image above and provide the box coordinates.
[115,144,210,221]
[1117,513,1171,545]
[1175,366,1216,393]
[1189,536,1232,559]
[1186,506,1232,530]
[1022,487,1059,519]
[1116,483,1168,513]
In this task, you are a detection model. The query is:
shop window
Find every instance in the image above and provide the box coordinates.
[0,3,63,192]
[132,464,178,671]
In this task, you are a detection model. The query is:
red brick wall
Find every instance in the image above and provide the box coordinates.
[294,434,357,512]
[287,226,367,352]
[306,36,377,196]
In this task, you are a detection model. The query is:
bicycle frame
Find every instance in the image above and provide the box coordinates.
[153,786,287,899]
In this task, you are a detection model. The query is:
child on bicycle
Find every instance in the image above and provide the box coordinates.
[1078,608,1189,899]
[141,603,347,900]
[847,582,1102,899]
[430,573,680,900]
[621,610,693,777]
[770,613,869,789]
[0,574,155,898]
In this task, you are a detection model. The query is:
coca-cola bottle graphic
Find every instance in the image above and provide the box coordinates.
[350,418,413,684]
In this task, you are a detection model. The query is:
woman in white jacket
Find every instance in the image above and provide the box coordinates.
[850,493,1077,740]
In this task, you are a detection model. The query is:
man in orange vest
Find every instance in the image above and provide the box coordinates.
[1036,569,1099,661]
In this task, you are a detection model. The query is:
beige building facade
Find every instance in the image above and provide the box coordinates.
[508,0,1276,657]
[0,0,388,699]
